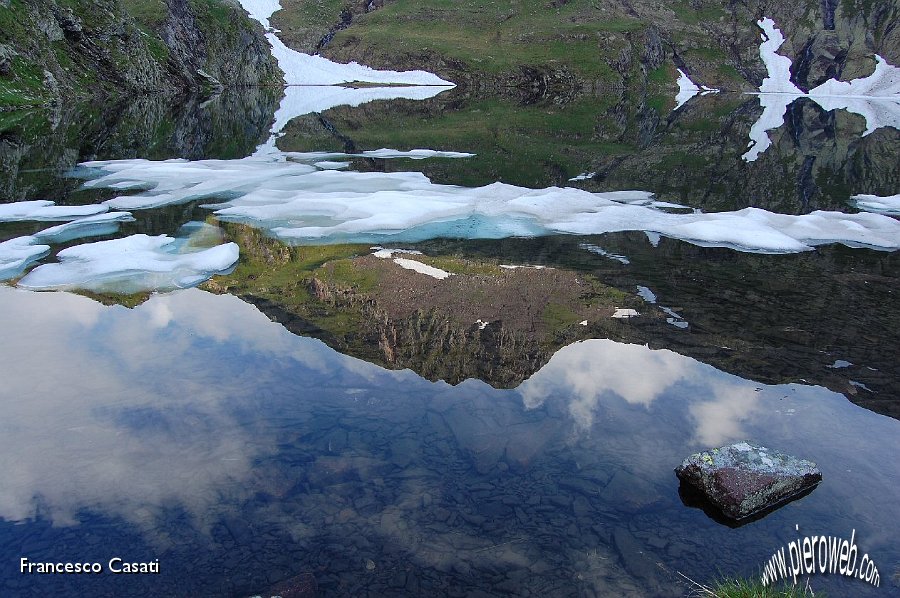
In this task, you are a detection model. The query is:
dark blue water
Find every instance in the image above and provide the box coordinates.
[0,286,896,597]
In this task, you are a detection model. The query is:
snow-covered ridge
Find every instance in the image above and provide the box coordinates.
[235,0,452,87]
[744,17,900,161]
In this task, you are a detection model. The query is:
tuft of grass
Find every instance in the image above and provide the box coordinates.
[680,572,822,597]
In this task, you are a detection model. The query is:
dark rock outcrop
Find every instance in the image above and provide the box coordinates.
[675,442,822,521]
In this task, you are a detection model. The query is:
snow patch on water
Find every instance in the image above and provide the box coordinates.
[0,237,50,280]
[0,200,108,222]
[17,234,239,293]
[33,212,136,244]
[850,193,900,215]
[74,159,900,254]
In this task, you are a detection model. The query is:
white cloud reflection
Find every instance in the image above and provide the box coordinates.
[0,287,377,530]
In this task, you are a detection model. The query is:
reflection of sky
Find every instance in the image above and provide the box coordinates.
[0,286,406,529]
[1,288,897,595]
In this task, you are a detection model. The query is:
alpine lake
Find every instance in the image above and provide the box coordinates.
[1,84,898,597]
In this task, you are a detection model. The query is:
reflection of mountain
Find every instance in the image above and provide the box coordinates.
[278,89,900,213]
[206,226,900,421]
[204,224,646,388]
[0,88,279,203]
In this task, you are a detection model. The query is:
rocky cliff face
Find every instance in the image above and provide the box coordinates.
[0,0,280,108]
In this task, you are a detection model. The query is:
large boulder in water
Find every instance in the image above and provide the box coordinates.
[675,441,822,521]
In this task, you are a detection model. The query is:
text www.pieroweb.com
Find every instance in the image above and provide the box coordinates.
[761,527,879,587]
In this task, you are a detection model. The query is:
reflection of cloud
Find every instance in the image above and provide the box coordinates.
[0,287,359,531]
[518,339,766,446]
[519,340,692,430]
[687,383,762,446]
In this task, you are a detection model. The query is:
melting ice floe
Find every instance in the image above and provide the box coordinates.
[74,158,900,253]
[744,17,900,161]
[235,0,452,87]
[674,69,720,110]
[851,193,900,215]
[17,235,239,293]
[33,212,136,244]
[0,237,50,281]
[0,200,108,222]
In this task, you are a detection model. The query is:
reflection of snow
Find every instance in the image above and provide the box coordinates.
[744,18,900,161]
[580,243,630,264]
[568,172,596,182]
[742,92,794,162]
[674,69,719,110]
[76,159,900,254]
[254,85,454,156]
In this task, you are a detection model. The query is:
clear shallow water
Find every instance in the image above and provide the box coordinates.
[1,87,900,596]
[0,286,897,597]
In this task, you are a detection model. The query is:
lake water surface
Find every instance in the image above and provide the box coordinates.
[1,86,898,597]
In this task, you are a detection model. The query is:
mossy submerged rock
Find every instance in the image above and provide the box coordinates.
[675,442,821,521]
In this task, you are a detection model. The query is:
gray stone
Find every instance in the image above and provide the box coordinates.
[675,441,822,521]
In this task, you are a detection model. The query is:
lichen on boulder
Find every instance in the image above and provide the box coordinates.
[675,441,822,521]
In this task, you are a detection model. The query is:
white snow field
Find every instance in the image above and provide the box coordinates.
[235,0,452,87]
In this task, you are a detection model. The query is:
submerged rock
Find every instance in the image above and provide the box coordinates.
[675,442,821,521]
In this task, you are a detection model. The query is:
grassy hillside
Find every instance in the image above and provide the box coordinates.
[275,0,899,94]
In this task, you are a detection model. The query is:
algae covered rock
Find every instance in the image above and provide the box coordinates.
[675,441,822,521]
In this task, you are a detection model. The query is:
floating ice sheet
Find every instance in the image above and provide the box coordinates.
[17,234,239,293]
[850,193,900,215]
[33,212,136,244]
[0,236,50,281]
[76,158,900,254]
[0,200,108,222]
[288,148,475,162]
